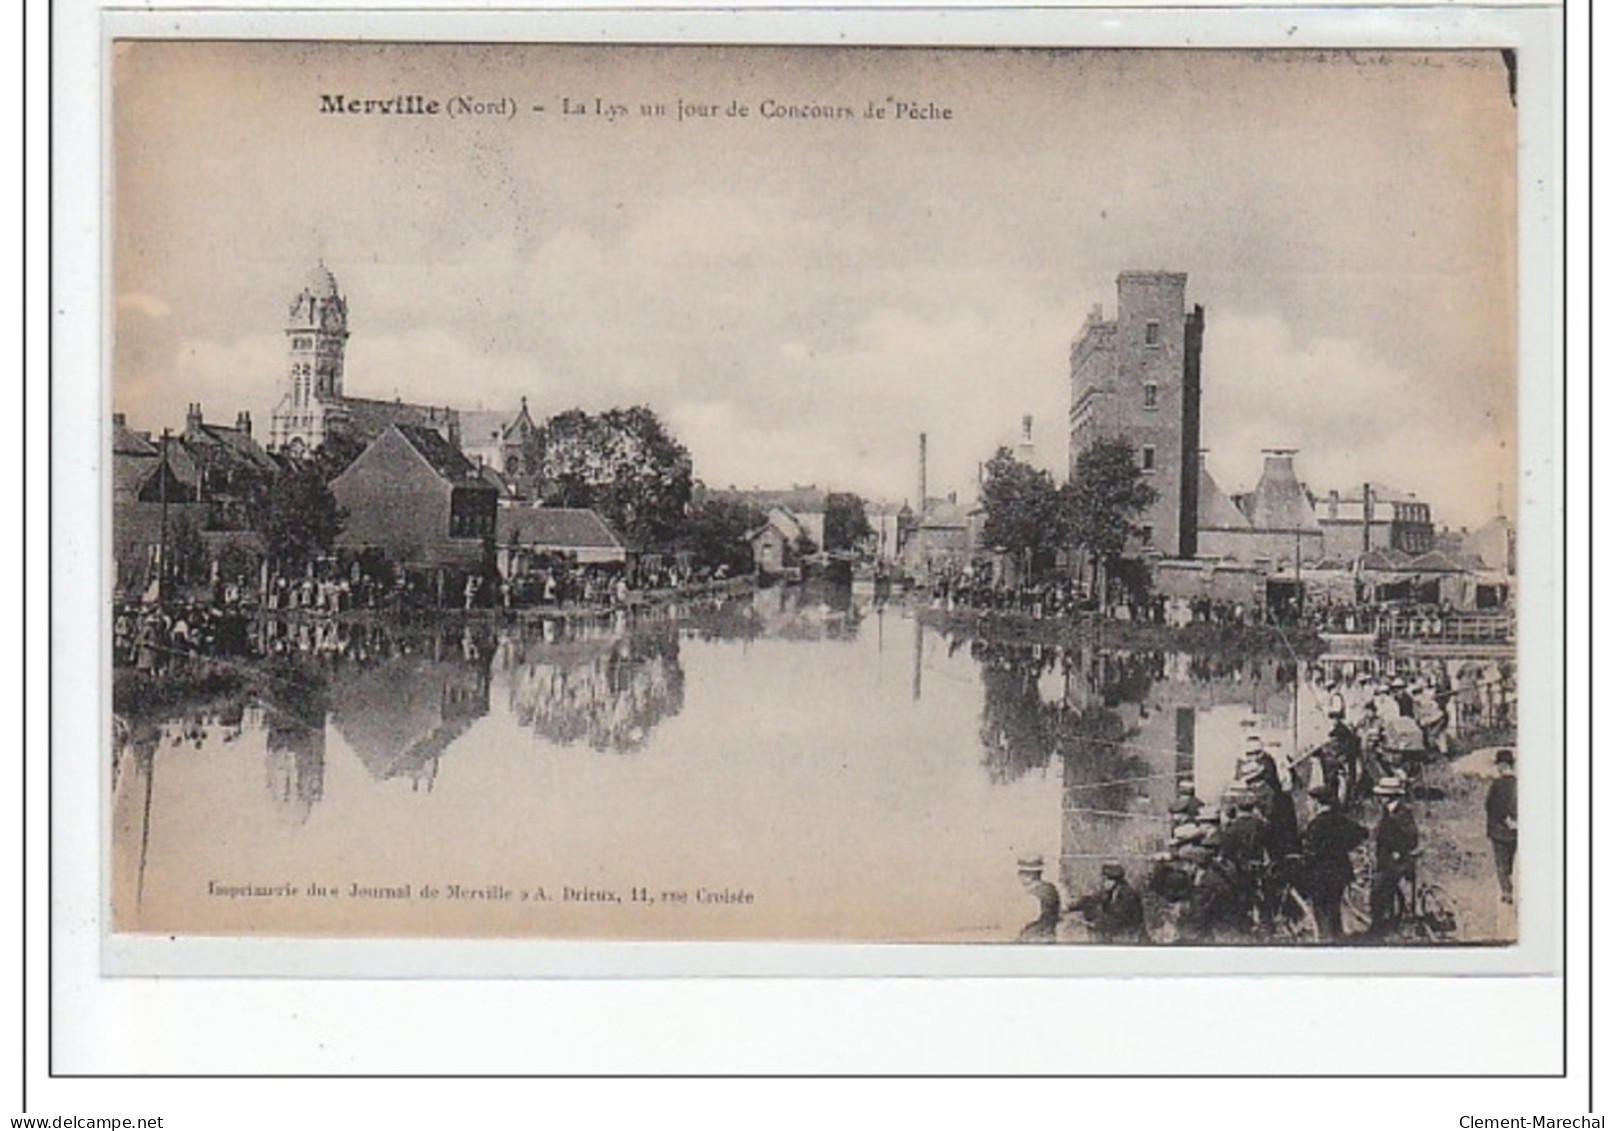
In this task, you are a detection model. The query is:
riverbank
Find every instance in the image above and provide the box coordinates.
[245,573,759,625]
[912,601,1325,659]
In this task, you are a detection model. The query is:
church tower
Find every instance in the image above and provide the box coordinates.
[269,262,350,454]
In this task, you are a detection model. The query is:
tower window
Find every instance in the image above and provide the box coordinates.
[1141,525,1154,545]
[1144,320,1161,346]
[1143,382,1159,409]
[1141,445,1157,472]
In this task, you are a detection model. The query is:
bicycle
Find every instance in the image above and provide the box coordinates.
[1341,846,1459,942]
[1264,854,1321,943]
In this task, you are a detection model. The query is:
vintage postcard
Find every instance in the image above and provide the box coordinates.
[107,39,1525,951]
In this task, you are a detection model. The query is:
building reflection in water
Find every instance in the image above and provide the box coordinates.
[501,618,684,754]
[329,624,494,789]
[965,636,1309,904]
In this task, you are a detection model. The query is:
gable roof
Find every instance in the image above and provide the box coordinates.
[113,421,157,457]
[458,406,532,449]
[744,506,808,543]
[1406,549,1486,574]
[186,421,279,474]
[1358,547,1415,572]
[341,396,459,444]
[113,451,158,500]
[917,501,970,529]
[393,424,488,487]
[497,506,626,550]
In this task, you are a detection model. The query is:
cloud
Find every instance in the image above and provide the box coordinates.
[1201,310,1512,526]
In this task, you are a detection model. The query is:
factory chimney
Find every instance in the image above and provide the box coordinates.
[917,432,928,513]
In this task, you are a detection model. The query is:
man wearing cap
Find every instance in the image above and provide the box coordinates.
[1369,777,1420,938]
[1485,749,1518,904]
[1168,780,1204,822]
[1301,784,1369,940]
[1179,844,1241,942]
[1074,861,1147,944]
[1016,856,1063,943]
[1219,788,1269,926]
[1147,824,1203,937]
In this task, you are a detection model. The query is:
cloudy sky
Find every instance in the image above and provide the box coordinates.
[113,43,1517,528]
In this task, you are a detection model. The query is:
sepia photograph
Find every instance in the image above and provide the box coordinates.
[107,40,1522,948]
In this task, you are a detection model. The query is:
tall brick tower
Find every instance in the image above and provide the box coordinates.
[1068,270,1204,559]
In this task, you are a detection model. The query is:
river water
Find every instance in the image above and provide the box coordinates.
[110,585,1513,941]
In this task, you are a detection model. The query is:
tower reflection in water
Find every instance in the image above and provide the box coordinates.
[964,637,1301,910]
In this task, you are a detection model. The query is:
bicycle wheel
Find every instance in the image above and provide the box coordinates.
[1415,883,1461,942]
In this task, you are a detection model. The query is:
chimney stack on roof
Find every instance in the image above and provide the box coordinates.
[236,410,252,436]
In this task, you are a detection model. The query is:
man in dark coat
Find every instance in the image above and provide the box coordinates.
[1179,845,1243,942]
[1369,777,1420,938]
[1239,734,1283,796]
[1075,860,1147,944]
[1016,855,1062,943]
[1300,783,1369,940]
[1486,749,1518,904]
[1326,714,1362,804]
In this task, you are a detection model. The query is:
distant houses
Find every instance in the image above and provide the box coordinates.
[744,508,812,577]
[111,407,273,597]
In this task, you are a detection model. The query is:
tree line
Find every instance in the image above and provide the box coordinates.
[244,405,875,578]
[977,438,1158,586]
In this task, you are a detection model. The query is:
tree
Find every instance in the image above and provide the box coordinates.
[525,406,694,550]
[1065,439,1158,562]
[1064,439,1159,603]
[167,511,209,586]
[256,462,346,575]
[979,447,1066,578]
[312,431,368,482]
[675,496,766,575]
[823,492,874,555]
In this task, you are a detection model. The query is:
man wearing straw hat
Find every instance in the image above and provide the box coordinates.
[1015,855,1062,943]
[1369,776,1420,938]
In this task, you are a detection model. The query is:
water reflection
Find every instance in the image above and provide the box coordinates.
[502,622,683,753]
[111,592,1516,939]
[956,634,1309,901]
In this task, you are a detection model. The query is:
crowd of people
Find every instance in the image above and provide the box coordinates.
[923,568,1510,647]
[1018,669,1518,945]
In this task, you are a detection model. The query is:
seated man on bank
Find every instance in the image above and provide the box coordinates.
[1072,860,1146,944]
